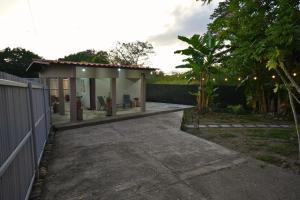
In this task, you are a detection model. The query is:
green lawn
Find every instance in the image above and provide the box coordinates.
[181,108,299,173]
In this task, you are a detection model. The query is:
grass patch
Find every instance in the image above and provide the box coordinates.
[219,133,237,138]
[266,143,298,156]
[256,154,281,164]
[181,108,299,173]
[182,107,291,125]
[247,129,295,140]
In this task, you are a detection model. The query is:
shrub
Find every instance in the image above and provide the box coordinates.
[226,104,245,114]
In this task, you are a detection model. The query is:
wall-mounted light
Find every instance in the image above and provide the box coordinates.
[253,76,257,80]
[293,72,297,77]
[272,75,276,79]
[82,68,86,72]
[150,71,153,75]
[118,68,121,72]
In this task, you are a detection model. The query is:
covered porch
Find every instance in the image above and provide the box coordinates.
[29,60,156,124]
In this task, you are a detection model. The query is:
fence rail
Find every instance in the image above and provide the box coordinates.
[0,72,51,200]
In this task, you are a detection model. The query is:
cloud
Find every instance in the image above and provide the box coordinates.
[148,3,217,46]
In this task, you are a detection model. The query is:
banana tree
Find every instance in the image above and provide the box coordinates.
[174,32,222,112]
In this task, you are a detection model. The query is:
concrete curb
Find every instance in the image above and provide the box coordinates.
[54,108,185,131]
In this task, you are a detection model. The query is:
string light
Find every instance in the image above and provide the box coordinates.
[238,77,241,81]
[225,78,228,82]
[202,78,205,81]
[272,75,275,79]
[293,72,297,77]
[212,78,216,82]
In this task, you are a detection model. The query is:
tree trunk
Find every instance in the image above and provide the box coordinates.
[262,87,267,113]
[201,73,206,110]
[288,90,300,160]
[277,91,281,114]
[197,73,202,112]
[258,86,267,113]
[275,67,300,159]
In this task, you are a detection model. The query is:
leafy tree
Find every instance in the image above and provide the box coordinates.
[60,49,110,64]
[175,32,222,111]
[0,47,41,77]
[109,41,154,65]
[204,0,300,158]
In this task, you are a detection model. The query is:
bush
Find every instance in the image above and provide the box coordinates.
[226,104,246,114]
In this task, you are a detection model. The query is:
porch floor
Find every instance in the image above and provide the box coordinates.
[51,102,192,126]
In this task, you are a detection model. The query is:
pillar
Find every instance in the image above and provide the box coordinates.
[89,78,96,110]
[111,78,117,116]
[140,73,146,112]
[69,77,77,122]
[58,77,65,115]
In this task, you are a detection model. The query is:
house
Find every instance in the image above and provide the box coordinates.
[28,59,156,122]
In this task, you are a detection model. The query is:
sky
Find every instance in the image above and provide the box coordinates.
[0,0,221,73]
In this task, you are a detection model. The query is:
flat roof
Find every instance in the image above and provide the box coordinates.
[27,59,157,71]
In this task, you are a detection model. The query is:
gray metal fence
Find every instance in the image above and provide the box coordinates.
[0,72,51,200]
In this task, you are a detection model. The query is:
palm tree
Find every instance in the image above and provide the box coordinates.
[175,32,222,112]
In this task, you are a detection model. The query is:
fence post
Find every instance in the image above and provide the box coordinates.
[28,82,39,178]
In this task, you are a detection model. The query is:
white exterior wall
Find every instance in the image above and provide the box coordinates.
[116,70,141,105]
[95,78,111,108]
[40,65,76,78]
[76,67,118,78]
[76,78,90,109]
[49,78,58,96]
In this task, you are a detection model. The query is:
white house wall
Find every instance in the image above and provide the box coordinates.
[116,70,141,105]
[50,78,58,96]
[76,67,118,78]
[95,78,111,108]
[124,70,151,79]
[76,78,90,109]
[40,65,76,78]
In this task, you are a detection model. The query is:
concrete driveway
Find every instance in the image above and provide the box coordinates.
[43,111,300,200]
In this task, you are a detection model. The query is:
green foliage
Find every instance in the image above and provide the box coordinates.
[0,47,41,77]
[60,49,110,64]
[226,104,245,114]
[207,0,300,114]
[175,32,222,77]
[109,41,154,65]
[147,72,198,85]
[175,32,223,109]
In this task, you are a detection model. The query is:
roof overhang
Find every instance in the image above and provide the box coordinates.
[27,59,157,72]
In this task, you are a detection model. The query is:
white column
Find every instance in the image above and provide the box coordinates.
[58,77,65,115]
[140,73,146,112]
[69,77,77,122]
[111,78,117,116]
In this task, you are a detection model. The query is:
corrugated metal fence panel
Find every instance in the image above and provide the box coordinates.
[32,87,47,162]
[0,71,51,200]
